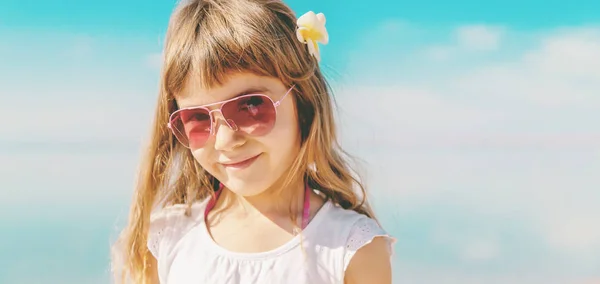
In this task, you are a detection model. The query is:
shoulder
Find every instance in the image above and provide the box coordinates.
[344,233,394,284]
[147,198,209,260]
[340,213,395,271]
[319,203,396,283]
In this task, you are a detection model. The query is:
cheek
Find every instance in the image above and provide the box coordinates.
[191,148,213,170]
[263,100,301,151]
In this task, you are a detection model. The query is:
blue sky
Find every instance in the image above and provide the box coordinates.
[1,0,600,283]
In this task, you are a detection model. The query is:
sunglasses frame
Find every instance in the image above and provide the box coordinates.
[167,85,296,148]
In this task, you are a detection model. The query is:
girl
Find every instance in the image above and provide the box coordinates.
[112,0,395,283]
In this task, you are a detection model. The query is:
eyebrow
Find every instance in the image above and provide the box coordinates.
[212,86,271,105]
[178,86,271,109]
[229,86,270,99]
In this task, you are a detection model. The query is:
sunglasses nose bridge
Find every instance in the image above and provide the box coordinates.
[208,109,237,134]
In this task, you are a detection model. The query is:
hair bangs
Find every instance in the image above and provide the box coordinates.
[163,0,299,98]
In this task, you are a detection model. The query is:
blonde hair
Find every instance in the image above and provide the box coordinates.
[111,0,378,282]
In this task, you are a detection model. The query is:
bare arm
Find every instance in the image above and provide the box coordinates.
[344,236,393,284]
[148,255,160,284]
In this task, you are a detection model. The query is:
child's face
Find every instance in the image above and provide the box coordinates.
[176,72,302,196]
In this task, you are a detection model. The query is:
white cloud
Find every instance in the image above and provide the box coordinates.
[423,45,453,61]
[544,216,600,253]
[524,28,600,79]
[455,25,504,51]
[419,24,504,61]
[0,32,158,208]
[336,85,502,136]
[0,33,158,143]
[453,31,600,108]
[376,19,409,34]
[0,100,153,143]
[339,23,600,273]
[67,34,95,59]
[461,239,500,261]
[429,225,501,262]
[0,151,139,207]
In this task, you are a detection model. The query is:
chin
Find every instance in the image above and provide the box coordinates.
[213,154,278,196]
[221,177,273,197]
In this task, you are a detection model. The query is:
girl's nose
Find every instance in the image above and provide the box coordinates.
[211,111,244,151]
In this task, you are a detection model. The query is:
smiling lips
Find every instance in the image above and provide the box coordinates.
[220,154,261,169]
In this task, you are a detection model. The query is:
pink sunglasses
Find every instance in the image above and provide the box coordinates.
[168,86,295,149]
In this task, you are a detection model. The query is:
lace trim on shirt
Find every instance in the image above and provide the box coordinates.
[148,223,165,258]
[147,204,192,259]
[343,217,396,271]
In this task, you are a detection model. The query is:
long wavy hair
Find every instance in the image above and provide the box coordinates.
[111,0,378,282]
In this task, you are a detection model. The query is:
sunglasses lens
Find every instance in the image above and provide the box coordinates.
[222,95,276,136]
[169,95,279,148]
[170,108,212,148]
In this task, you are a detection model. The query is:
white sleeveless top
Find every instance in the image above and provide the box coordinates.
[147,198,395,284]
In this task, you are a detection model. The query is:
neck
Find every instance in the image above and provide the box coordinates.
[218,179,306,218]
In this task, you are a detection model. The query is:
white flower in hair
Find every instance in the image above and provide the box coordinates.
[296,11,329,62]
